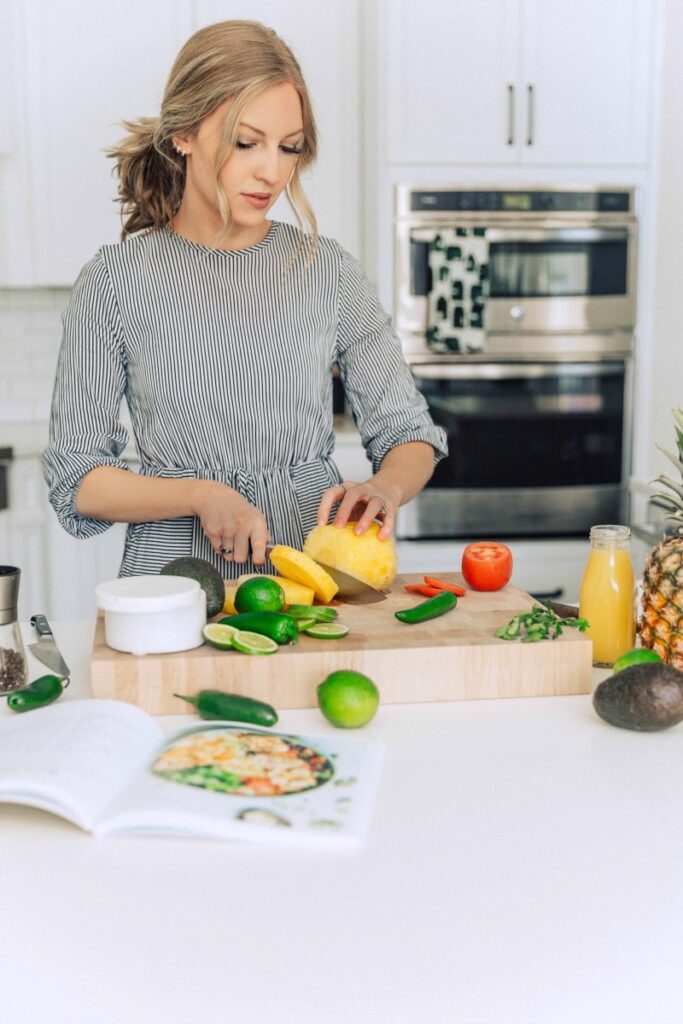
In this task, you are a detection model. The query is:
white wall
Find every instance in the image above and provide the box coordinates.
[646,0,683,479]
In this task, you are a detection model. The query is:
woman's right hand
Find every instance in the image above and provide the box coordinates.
[190,481,270,565]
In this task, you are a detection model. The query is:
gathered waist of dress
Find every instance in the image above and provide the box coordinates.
[137,454,339,485]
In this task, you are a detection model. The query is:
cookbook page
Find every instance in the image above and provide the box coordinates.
[0,700,162,830]
[96,723,385,850]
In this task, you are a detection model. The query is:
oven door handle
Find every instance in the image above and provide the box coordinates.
[411,362,625,381]
[486,227,628,243]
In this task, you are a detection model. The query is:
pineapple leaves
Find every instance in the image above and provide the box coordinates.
[649,412,683,528]
[656,444,683,477]
[655,474,683,503]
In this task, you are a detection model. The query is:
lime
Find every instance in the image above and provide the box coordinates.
[235,577,285,614]
[317,670,380,728]
[202,623,239,650]
[304,622,350,640]
[612,647,663,674]
[230,630,279,656]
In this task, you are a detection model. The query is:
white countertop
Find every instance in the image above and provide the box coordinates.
[2,623,683,1024]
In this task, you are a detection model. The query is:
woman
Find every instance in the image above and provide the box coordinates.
[43,20,447,578]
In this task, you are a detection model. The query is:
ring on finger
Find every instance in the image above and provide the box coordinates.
[369,493,388,516]
[219,544,233,555]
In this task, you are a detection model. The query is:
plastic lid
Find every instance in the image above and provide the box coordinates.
[95,575,202,613]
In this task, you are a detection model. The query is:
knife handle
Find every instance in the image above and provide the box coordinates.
[30,614,53,637]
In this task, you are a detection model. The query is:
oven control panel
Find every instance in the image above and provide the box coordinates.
[408,189,632,214]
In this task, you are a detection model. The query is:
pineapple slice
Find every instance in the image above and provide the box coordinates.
[268,545,339,603]
[222,583,238,615]
[236,573,315,607]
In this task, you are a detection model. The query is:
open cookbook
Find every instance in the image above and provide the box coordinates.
[0,700,384,850]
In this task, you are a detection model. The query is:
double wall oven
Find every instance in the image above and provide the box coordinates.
[394,185,637,539]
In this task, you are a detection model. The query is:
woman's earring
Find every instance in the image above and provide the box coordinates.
[173,142,187,157]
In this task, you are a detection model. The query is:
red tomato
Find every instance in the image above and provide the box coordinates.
[461,542,513,592]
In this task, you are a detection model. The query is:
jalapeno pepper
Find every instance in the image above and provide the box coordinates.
[174,689,278,727]
[395,590,458,624]
[7,674,65,713]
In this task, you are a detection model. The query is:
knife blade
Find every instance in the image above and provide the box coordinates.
[28,614,70,680]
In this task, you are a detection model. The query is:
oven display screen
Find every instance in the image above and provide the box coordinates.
[503,193,532,211]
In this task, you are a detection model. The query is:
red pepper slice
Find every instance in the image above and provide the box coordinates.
[423,576,467,597]
[404,584,442,597]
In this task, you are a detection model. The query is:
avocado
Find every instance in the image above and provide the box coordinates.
[593,663,683,732]
[160,557,224,618]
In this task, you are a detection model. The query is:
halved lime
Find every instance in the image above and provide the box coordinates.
[303,622,349,640]
[294,617,317,632]
[230,629,279,655]
[203,623,239,650]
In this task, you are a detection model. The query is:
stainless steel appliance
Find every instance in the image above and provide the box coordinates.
[394,184,637,539]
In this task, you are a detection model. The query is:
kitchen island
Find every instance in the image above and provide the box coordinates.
[1,622,682,1024]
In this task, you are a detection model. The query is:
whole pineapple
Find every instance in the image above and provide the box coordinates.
[639,409,683,670]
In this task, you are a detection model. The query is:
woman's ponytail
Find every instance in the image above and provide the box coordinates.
[106,117,185,240]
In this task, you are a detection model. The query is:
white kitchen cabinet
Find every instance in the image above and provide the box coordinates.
[521,0,653,165]
[380,0,655,167]
[383,0,519,165]
[45,515,127,622]
[0,455,126,621]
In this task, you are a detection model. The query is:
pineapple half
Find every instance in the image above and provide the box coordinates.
[639,408,683,669]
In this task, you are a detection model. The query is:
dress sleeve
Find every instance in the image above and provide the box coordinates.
[334,245,448,474]
[42,251,131,538]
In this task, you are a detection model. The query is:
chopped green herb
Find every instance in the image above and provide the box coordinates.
[496,605,589,643]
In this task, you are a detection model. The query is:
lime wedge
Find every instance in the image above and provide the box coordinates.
[287,604,338,622]
[303,622,350,640]
[230,629,279,655]
[294,617,317,632]
[203,623,239,650]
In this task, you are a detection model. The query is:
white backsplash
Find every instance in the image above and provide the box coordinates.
[0,288,70,422]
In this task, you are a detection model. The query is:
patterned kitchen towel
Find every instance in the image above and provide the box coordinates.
[426,228,489,354]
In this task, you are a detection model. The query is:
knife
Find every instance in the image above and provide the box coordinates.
[28,614,70,681]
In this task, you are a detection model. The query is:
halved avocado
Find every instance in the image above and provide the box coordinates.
[160,557,224,618]
[593,664,683,732]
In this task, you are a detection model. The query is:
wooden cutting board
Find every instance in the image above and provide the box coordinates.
[90,573,593,714]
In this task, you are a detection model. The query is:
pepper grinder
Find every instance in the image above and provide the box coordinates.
[0,566,28,693]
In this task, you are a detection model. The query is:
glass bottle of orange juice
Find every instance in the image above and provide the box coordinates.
[579,525,636,667]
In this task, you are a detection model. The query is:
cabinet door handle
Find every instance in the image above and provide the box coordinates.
[527,84,534,146]
[507,83,515,145]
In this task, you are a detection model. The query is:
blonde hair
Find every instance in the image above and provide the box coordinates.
[107,20,318,259]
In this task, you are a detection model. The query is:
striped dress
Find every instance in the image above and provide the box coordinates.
[43,221,448,579]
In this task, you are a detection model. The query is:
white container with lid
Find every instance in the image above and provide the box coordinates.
[95,576,206,656]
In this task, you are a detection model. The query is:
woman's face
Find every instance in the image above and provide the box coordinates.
[175,82,304,244]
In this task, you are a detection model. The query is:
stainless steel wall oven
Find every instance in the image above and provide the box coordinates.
[394,185,637,539]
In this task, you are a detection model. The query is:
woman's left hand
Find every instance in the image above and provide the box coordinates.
[316,480,401,540]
